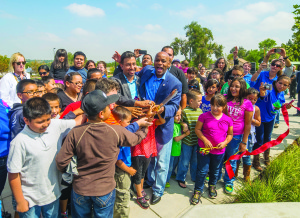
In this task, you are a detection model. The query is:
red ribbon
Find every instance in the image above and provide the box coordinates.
[225,104,299,179]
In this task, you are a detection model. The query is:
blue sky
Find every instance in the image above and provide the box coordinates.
[0,0,298,62]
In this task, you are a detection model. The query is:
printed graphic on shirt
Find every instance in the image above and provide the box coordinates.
[201,103,211,113]
[227,104,244,121]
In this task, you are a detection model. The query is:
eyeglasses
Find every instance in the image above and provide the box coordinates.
[212,72,220,75]
[70,82,83,86]
[15,61,26,66]
[232,74,242,78]
[39,72,48,76]
[22,91,39,96]
[271,63,281,68]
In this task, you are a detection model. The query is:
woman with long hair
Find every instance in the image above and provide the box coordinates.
[50,49,69,84]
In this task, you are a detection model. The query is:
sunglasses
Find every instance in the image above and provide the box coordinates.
[188,85,198,89]
[15,61,26,66]
[271,63,281,68]
[39,72,48,76]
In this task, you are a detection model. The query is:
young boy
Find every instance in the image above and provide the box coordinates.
[176,89,203,188]
[166,107,190,188]
[35,80,47,97]
[56,90,148,218]
[42,93,61,119]
[112,106,152,214]
[7,97,80,218]
[187,67,204,94]
[220,65,250,95]
[42,76,56,93]
[87,68,103,80]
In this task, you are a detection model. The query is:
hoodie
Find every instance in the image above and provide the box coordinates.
[9,103,25,141]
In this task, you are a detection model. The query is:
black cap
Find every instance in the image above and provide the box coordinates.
[81,90,119,116]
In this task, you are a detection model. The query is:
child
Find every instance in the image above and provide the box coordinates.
[97,61,108,78]
[42,93,61,119]
[176,89,203,188]
[166,107,190,187]
[112,106,152,214]
[38,65,50,77]
[191,94,233,204]
[7,97,78,218]
[236,88,261,180]
[50,49,69,84]
[201,79,219,113]
[131,108,166,209]
[222,77,253,194]
[188,79,201,91]
[187,67,204,94]
[253,75,291,168]
[87,68,103,80]
[56,90,148,218]
[42,76,56,93]
[208,68,225,91]
[35,80,47,97]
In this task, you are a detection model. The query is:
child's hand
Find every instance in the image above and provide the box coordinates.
[136,117,152,127]
[239,142,247,153]
[184,130,190,136]
[17,199,29,213]
[128,167,137,176]
[204,140,213,149]
[284,103,292,109]
[216,142,226,149]
[181,123,189,132]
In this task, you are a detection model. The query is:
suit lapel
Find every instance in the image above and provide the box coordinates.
[120,74,132,99]
[155,71,170,103]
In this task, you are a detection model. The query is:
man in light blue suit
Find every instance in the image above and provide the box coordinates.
[139,52,182,204]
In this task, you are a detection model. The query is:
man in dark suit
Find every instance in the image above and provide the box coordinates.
[139,52,182,205]
[294,66,300,116]
[112,51,152,108]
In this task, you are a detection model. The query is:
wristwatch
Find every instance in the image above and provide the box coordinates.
[283,56,289,60]
[241,142,247,145]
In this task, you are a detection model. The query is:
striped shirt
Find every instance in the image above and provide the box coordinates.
[182,106,203,146]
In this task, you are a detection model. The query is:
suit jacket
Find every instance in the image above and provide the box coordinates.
[139,68,182,144]
[111,73,140,107]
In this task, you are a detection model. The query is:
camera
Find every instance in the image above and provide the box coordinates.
[274,48,282,53]
[264,84,272,90]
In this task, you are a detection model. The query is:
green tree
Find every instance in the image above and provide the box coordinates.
[228,46,249,60]
[68,52,74,66]
[244,49,263,69]
[0,55,10,73]
[170,37,191,60]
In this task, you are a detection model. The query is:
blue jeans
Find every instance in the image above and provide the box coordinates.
[147,138,173,196]
[275,111,280,124]
[176,144,198,182]
[0,156,7,195]
[220,134,243,186]
[253,119,275,150]
[172,156,179,176]
[167,156,179,183]
[238,134,254,166]
[71,189,115,218]
[19,198,59,218]
[194,152,224,192]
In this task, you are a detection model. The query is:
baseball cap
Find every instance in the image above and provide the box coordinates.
[172,59,180,64]
[81,90,119,116]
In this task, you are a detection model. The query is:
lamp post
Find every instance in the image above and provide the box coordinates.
[53,48,56,57]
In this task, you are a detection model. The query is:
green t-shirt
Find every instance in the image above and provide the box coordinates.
[172,123,182,156]
[220,81,250,95]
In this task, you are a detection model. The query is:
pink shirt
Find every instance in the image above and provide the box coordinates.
[198,112,233,155]
[227,99,253,135]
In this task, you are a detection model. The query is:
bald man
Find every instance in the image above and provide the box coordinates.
[138,52,182,204]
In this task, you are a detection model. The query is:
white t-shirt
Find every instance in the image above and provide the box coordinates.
[7,119,75,207]
[0,72,30,108]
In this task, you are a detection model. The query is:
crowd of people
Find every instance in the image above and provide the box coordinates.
[0,46,298,218]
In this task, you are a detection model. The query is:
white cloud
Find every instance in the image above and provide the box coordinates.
[258,11,294,31]
[151,3,162,10]
[37,33,62,42]
[133,32,167,43]
[245,2,277,15]
[0,10,17,19]
[65,3,105,17]
[116,2,130,9]
[144,24,162,31]
[71,28,94,36]
[169,4,204,19]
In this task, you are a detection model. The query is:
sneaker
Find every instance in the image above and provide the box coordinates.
[191,190,202,205]
[274,123,279,128]
[224,184,234,194]
[208,185,217,199]
[142,190,150,201]
[205,175,209,184]
[136,196,149,209]
[61,212,68,218]
[165,182,170,188]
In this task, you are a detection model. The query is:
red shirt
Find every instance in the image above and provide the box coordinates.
[60,101,81,119]
[131,120,157,158]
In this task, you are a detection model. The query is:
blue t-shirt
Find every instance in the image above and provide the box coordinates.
[256,88,285,122]
[244,73,252,85]
[117,122,139,167]
[251,71,277,91]
[200,96,211,113]
[0,99,10,157]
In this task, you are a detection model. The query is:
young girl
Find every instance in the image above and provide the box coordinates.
[236,88,261,181]
[208,68,225,91]
[222,77,253,194]
[57,72,82,111]
[50,49,69,84]
[97,61,108,78]
[200,79,219,113]
[131,110,165,209]
[253,75,291,169]
[191,94,233,205]
[84,60,96,70]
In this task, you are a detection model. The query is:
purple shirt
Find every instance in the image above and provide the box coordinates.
[227,99,253,135]
[198,112,233,155]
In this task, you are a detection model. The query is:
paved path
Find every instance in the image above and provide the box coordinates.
[1,96,299,217]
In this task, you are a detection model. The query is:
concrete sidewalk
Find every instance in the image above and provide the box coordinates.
[1,96,299,217]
